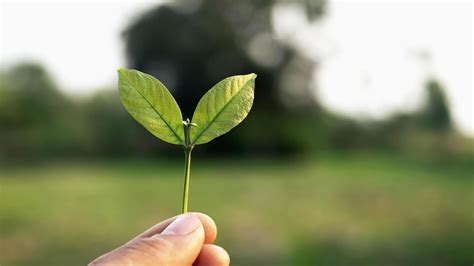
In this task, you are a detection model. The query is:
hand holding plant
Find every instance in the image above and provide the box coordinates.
[89,212,230,266]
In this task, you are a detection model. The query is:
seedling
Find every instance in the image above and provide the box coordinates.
[118,68,256,213]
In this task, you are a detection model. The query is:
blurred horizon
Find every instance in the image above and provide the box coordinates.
[1,0,472,136]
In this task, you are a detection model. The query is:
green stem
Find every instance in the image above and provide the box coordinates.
[182,148,192,213]
[181,118,195,213]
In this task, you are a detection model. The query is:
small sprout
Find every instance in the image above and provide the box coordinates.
[182,118,197,127]
[118,68,256,213]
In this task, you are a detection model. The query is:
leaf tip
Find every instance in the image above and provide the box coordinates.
[117,67,128,75]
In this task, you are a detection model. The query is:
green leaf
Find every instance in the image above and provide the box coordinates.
[190,73,256,145]
[117,68,185,145]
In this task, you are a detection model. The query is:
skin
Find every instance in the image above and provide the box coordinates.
[89,213,230,266]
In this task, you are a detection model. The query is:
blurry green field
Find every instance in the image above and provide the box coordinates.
[1,153,473,266]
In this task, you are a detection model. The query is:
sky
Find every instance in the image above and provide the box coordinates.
[1,0,472,135]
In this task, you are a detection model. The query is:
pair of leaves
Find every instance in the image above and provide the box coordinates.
[118,68,256,147]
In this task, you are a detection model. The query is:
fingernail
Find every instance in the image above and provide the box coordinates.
[161,214,201,236]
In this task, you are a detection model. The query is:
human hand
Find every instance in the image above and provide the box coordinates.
[89,213,229,266]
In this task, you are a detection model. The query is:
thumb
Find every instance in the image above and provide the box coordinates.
[91,213,205,266]
[150,213,205,265]
[151,213,205,265]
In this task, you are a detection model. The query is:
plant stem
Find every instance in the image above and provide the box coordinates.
[182,148,192,213]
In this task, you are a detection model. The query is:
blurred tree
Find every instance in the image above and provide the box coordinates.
[122,0,327,155]
[0,63,86,159]
[417,79,451,131]
[0,63,64,126]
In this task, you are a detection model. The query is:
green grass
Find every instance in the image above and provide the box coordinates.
[1,153,473,265]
